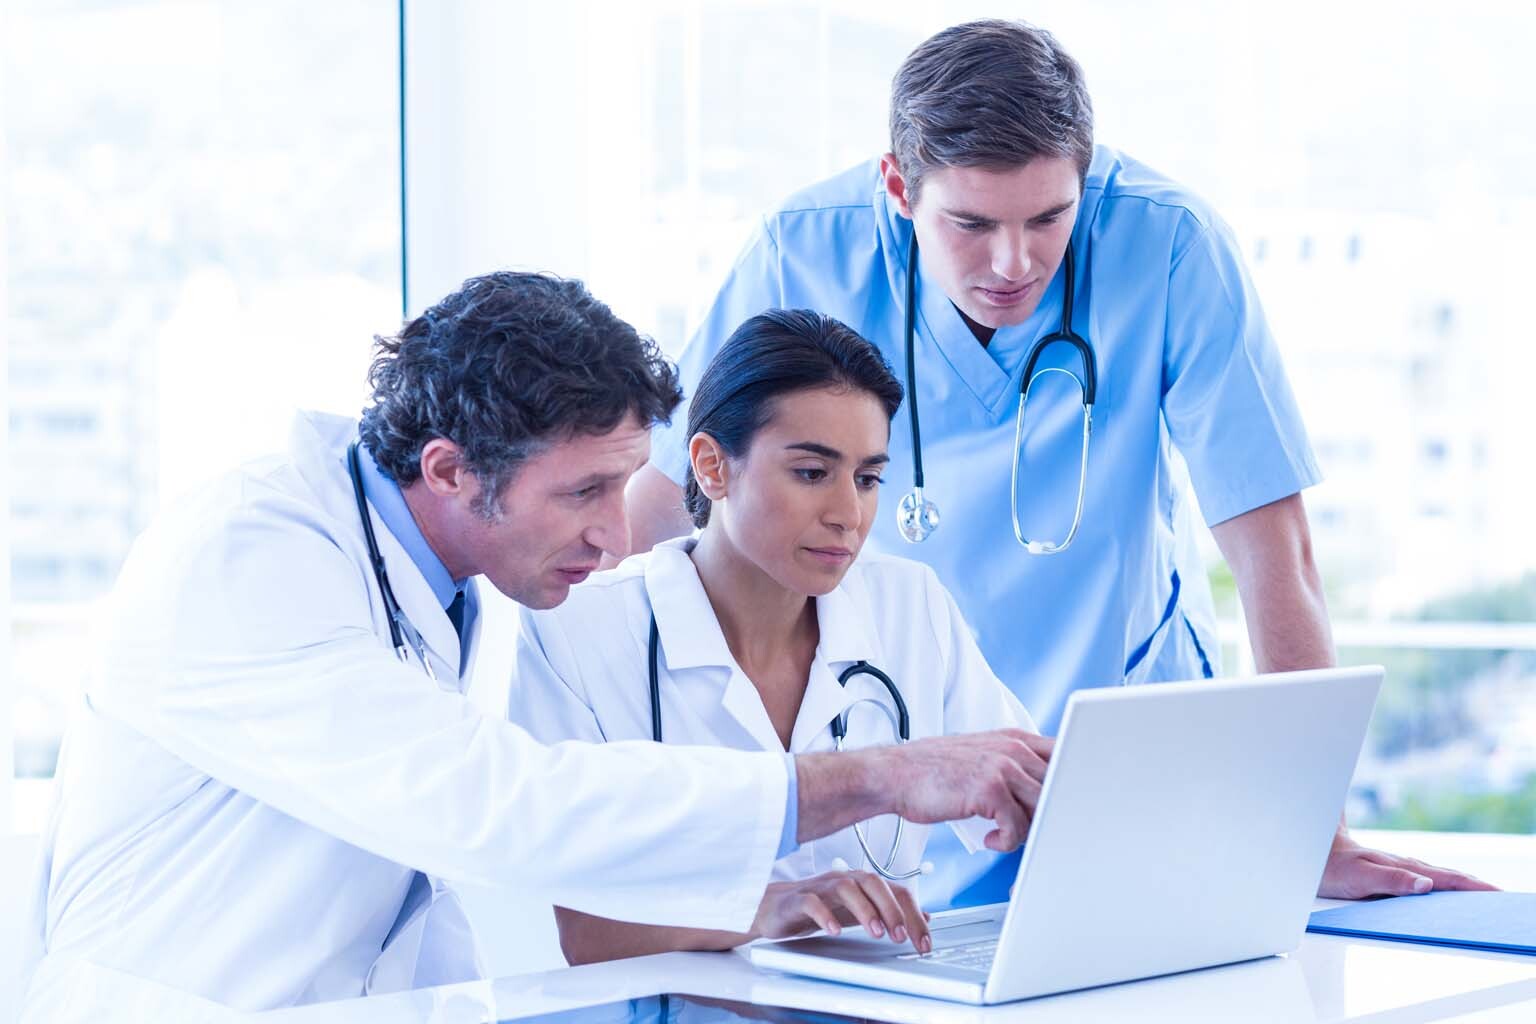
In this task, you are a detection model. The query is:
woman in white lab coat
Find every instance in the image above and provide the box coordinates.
[511,309,1042,965]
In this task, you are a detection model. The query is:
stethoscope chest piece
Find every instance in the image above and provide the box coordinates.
[896,487,940,543]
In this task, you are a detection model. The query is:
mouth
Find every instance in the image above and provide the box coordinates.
[554,566,599,585]
[803,546,854,568]
[975,280,1036,308]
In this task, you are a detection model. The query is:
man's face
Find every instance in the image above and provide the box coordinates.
[882,156,1081,335]
[456,415,652,609]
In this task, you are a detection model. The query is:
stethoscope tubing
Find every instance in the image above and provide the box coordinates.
[647,616,922,880]
[348,440,439,682]
[898,234,1096,552]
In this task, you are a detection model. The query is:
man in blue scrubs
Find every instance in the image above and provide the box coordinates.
[625,19,1490,904]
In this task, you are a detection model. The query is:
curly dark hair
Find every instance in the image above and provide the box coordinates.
[683,309,904,529]
[359,271,682,518]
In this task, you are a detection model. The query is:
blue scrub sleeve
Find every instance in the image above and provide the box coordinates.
[1161,213,1323,526]
[652,222,785,485]
[778,753,800,858]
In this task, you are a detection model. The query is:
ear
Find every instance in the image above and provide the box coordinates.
[688,432,730,501]
[879,153,915,219]
[416,438,468,498]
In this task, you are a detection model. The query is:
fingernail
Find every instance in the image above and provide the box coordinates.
[921,936,933,954]
[869,920,883,937]
[893,926,906,942]
[1413,876,1433,894]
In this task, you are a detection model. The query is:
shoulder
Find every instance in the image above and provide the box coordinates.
[1086,145,1223,253]
[518,549,657,658]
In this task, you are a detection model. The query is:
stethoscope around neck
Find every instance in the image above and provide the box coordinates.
[647,614,930,881]
[347,440,440,684]
[895,235,1098,554]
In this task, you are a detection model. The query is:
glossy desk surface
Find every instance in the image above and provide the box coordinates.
[248,831,1536,1023]
[44,831,1536,1023]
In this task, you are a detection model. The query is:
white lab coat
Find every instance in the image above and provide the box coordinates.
[511,537,1038,897]
[20,412,788,1016]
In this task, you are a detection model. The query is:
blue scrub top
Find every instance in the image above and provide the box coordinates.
[654,145,1321,728]
[652,148,1321,903]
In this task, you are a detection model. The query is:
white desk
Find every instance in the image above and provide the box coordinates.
[23,831,1536,1022]
[246,830,1536,1023]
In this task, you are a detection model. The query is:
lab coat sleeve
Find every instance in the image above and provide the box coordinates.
[1161,212,1323,527]
[89,492,786,931]
[924,566,1039,854]
[650,221,784,484]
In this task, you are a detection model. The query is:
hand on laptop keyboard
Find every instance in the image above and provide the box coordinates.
[749,868,933,953]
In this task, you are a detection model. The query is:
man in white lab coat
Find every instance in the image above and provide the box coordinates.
[21,272,1053,1016]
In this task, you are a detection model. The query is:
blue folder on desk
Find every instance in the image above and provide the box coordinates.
[1308,892,1536,955]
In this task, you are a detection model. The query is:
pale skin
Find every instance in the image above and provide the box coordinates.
[392,413,1057,960]
[622,154,1496,900]
[554,387,1054,966]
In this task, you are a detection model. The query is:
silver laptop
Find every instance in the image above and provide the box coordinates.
[750,666,1383,1004]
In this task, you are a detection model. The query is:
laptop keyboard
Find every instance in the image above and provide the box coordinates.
[896,937,999,972]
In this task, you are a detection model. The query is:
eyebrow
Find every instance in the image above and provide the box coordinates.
[942,199,1078,226]
[563,469,626,489]
[786,442,891,466]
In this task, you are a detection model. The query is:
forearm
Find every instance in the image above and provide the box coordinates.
[793,748,891,843]
[555,907,749,965]
[1212,493,1335,673]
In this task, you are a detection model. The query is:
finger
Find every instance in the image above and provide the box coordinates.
[801,893,841,937]
[1355,851,1501,893]
[1021,733,1056,764]
[850,872,908,944]
[1410,862,1501,892]
[1003,757,1045,828]
[1354,862,1434,898]
[892,883,931,954]
[997,729,1056,761]
[982,764,1031,851]
[833,877,885,938]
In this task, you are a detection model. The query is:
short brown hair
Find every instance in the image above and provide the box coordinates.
[889,19,1094,203]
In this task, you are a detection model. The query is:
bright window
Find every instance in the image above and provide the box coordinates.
[3,0,402,832]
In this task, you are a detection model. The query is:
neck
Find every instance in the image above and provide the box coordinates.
[401,481,471,582]
[689,528,816,674]
[956,303,997,347]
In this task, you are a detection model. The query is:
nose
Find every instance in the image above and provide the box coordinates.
[587,490,632,562]
[991,229,1030,282]
[823,475,864,533]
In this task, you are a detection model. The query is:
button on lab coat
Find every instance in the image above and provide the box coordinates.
[21,412,789,1015]
[511,537,1038,896]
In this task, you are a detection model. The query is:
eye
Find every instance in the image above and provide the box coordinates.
[794,467,827,483]
[857,473,885,490]
[954,219,988,233]
[570,484,601,500]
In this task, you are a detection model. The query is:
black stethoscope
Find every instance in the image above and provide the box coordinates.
[347,440,441,683]
[894,235,1098,554]
[647,613,927,880]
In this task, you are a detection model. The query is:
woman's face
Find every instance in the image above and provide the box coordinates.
[699,385,891,596]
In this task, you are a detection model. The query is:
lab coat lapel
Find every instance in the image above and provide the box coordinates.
[371,521,463,688]
[646,539,786,753]
[288,412,464,688]
[788,576,886,753]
